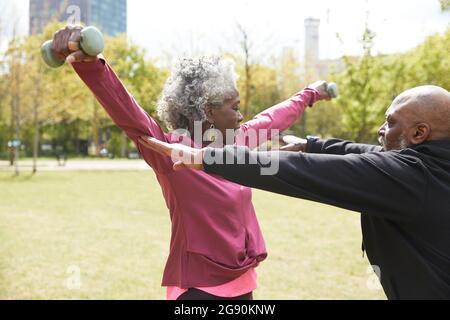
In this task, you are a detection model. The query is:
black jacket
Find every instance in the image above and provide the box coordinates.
[203,138,450,300]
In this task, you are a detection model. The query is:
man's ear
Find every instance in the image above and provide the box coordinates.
[410,122,431,145]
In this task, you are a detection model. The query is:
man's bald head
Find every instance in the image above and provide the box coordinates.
[394,86,450,137]
[378,85,450,151]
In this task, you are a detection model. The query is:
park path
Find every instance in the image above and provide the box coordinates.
[0,159,150,172]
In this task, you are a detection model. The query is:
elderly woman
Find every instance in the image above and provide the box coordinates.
[54,26,331,300]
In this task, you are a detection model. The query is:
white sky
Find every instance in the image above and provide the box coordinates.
[1,0,449,62]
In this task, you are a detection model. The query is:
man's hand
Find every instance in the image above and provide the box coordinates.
[279,135,307,152]
[307,81,332,101]
[138,136,205,171]
[51,25,96,64]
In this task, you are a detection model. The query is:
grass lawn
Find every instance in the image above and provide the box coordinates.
[0,171,386,300]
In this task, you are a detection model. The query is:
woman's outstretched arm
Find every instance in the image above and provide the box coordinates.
[51,25,173,173]
[237,81,330,149]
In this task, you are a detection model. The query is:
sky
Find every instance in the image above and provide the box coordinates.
[1,0,449,62]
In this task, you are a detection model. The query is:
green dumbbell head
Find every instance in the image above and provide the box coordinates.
[41,40,65,68]
[327,82,339,98]
[41,26,104,68]
[80,26,104,57]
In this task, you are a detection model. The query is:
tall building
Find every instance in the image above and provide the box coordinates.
[29,0,127,36]
[303,16,345,78]
[304,17,320,72]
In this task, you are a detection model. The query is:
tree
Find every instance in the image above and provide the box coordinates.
[332,27,386,142]
[0,62,8,161]
[246,64,280,115]
[276,48,302,100]
[332,27,450,143]
[17,21,94,169]
[439,0,450,11]
[235,23,254,120]
[20,28,47,173]
[3,27,24,174]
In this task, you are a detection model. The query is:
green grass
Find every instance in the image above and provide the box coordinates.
[0,171,386,300]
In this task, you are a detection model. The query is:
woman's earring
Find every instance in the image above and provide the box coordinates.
[205,123,217,142]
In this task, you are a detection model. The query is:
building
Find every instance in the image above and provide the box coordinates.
[29,0,127,36]
[304,17,320,72]
[303,17,344,78]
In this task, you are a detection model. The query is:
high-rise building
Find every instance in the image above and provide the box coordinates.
[303,16,344,78]
[304,17,320,69]
[29,0,127,36]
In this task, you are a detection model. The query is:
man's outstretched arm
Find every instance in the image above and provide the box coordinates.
[203,146,425,222]
[137,137,426,221]
[282,136,382,155]
[306,137,383,155]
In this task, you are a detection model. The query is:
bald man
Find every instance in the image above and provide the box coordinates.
[139,85,450,299]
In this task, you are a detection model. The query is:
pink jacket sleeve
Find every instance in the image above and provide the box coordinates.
[236,88,320,149]
[72,57,173,174]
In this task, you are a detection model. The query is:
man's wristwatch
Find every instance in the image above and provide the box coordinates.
[305,136,320,153]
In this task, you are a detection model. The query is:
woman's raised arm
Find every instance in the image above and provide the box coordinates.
[237,81,330,149]
[51,26,173,173]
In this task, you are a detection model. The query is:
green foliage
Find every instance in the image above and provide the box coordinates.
[245,64,280,115]
[440,0,450,11]
[276,48,302,99]
[104,35,167,118]
[333,28,450,143]
[230,54,280,119]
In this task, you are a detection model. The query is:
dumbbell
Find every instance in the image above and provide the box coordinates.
[327,82,339,99]
[41,26,104,68]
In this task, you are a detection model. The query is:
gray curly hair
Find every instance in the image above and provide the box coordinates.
[157,56,239,130]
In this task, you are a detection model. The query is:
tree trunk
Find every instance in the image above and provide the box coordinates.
[120,131,128,158]
[9,101,14,167]
[32,122,40,174]
[237,23,252,120]
[9,32,21,175]
[33,66,43,174]
[12,89,20,176]
[9,67,14,167]
[244,59,251,120]
[92,98,100,156]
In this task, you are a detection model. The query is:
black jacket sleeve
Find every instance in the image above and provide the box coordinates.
[203,146,427,222]
[306,137,383,155]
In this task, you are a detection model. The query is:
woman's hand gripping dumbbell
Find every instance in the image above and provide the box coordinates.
[41,25,104,68]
